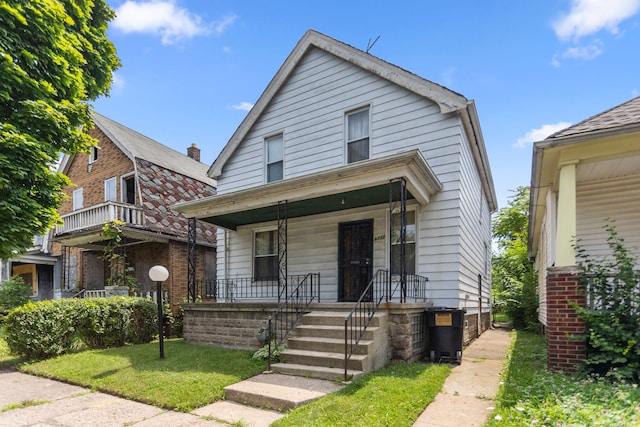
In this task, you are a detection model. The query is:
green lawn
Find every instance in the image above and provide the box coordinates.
[273,363,450,427]
[487,331,640,426]
[21,339,266,412]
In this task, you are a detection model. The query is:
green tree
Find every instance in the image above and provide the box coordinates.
[0,0,120,259]
[492,186,539,330]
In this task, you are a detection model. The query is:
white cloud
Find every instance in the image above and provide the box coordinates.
[514,122,572,148]
[113,1,219,45]
[440,67,456,87]
[552,0,640,41]
[561,41,603,60]
[231,102,253,111]
[111,72,125,92]
[213,14,237,35]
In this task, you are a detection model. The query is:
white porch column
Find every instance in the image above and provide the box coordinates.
[555,160,578,266]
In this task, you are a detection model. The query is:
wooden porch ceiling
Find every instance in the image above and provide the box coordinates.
[201,183,415,230]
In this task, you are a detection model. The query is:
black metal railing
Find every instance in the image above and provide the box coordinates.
[266,272,320,370]
[193,275,319,302]
[344,269,429,381]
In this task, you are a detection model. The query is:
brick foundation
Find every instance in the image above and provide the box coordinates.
[546,266,586,372]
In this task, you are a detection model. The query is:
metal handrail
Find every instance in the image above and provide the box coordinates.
[343,270,429,381]
[266,272,320,370]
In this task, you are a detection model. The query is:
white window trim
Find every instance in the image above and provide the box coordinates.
[387,205,418,274]
[89,146,99,164]
[264,133,284,183]
[120,172,135,204]
[104,177,117,202]
[253,226,278,281]
[344,105,371,164]
[72,188,83,211]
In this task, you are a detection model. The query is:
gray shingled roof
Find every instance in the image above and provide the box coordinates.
[549,96,640,139]
[91,112,216,187]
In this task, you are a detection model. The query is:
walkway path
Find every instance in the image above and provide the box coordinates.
[413,327,512,427]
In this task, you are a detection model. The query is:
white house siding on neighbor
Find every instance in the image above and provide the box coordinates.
[214,46,492,311]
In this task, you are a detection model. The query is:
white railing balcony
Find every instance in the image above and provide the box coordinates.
[56,202,144,235]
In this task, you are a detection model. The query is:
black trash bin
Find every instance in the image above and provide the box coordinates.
[425,307,464,364]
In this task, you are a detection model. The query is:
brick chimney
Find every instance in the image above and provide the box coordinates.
[187,143,200,162]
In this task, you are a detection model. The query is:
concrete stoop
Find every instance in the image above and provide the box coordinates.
[222,373,344,411]
[270,311,388,381]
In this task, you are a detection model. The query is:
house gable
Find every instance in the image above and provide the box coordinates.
[209,30,474,179]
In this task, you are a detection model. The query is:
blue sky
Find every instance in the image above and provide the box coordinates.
[95,0,640,209]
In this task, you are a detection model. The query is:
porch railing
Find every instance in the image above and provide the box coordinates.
[266,272,320,370]
[194,275,317,302]
[344,269,429,381]
[56,202,144,235]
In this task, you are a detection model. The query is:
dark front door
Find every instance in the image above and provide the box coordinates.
[338,220,373,302]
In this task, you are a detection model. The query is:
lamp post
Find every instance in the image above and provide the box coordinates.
[149,265,169,359]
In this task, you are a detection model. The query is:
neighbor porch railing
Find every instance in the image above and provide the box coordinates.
[56,202,144,235]
[344,269,429,381]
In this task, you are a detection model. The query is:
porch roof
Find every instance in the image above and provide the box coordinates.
[174,150,442,230]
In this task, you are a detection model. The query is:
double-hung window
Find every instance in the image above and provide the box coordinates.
[266,134,283,182]
[390,210,416,275]
[105,177,117,202]
[346,108,370,163]
[72,188,83,211]
[254,229,278,280]
[89,146,99,163]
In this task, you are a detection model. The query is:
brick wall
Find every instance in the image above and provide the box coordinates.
[546,266,586,372]
[60,127,134,214]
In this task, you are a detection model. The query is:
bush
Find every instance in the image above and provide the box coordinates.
[5,297,157,359]
[0,275,32,313]
[575,222,640,383]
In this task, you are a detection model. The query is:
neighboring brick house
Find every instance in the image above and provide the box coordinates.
[50,112,217,310]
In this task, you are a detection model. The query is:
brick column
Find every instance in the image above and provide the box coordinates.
[546,266,586,372]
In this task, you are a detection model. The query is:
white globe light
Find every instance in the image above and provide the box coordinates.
[149,265,169,282]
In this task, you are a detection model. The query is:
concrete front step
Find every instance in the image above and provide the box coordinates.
[287,336,374,355]
[294,324,379,340]
[280,348,367,371]
[301,311,384,327]
[270,362,365,382]
[223,373,344,411]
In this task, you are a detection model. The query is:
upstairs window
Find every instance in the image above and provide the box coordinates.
[266,134,283,182]
[89,146,99,164]
[390,210,416,275]
[72,188,83,211]
[254,229,278,280]
[105,177,117,201]
[122,175,136,204]
[347,108,370,163]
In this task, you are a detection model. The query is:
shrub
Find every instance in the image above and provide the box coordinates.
[0,275,32,313]
[5,297,157,359]
[5,299,81,359]
[575,221,640,383]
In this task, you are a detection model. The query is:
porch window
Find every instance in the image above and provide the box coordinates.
[391,210,416,274]
[72,188,83,211]
[105,177,117,202]
[266,134,283,182]
[254,229,278,280]
[346,108,369,163]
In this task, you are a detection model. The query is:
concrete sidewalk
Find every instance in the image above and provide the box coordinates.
[413,327,512,427]
[0,327,511,426]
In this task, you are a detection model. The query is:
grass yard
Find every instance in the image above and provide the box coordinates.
[487,331,640,426]
[20,339,266,412]
[272,363,450,427]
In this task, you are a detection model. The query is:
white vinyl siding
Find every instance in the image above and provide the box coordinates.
[72,188,83,211]
[215,45,493,309]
